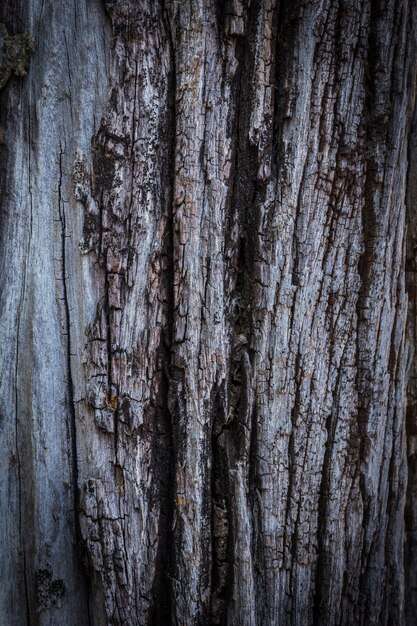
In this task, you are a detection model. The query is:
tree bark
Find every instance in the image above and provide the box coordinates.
[1,1,417,625]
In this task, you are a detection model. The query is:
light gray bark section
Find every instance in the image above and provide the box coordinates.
[0,0,110,623]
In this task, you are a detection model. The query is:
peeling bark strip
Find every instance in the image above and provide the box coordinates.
[1,0,417,625]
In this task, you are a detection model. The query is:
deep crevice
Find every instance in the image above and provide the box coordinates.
[213,0,269,620]
[149,3,176,624]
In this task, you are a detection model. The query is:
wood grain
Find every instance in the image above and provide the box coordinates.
[1,1,416,624]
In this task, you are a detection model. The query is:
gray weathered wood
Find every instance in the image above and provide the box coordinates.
[1,1,417,625]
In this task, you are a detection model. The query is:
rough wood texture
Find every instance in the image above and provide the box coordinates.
[1,1,417,625]
[0,1,110,624]
[405,97,417,625]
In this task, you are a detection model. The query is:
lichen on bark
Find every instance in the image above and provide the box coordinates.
[0,23,35,90]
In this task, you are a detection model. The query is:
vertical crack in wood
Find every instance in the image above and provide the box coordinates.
[13,141,33,626]
[148,2,176,622]
[58,142,93,625]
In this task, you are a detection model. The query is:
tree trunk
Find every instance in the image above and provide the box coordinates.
[1,1,417,625]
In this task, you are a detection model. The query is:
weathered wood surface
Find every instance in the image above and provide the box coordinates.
[1,1,417,625]
[406,92,417,625]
